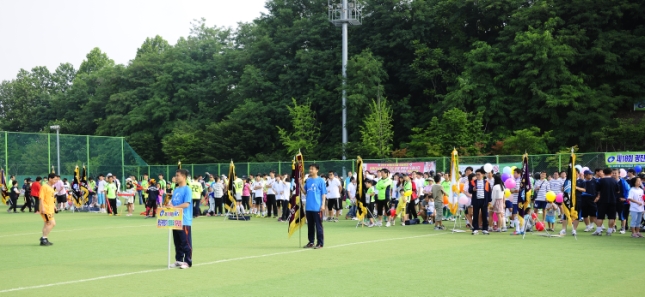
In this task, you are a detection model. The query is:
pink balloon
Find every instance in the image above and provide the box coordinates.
[555,193,563,203]
[504,178,516,189]
[458,195,470,206]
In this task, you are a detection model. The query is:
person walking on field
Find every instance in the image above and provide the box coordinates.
[7,180,19,213]
[39,173,57,246]
[168,169,193,269]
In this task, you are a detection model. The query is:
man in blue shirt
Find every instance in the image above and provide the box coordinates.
[303,164,327,249]
[168,169,193,269]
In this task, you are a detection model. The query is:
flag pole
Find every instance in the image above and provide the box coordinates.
[298,150,302,248]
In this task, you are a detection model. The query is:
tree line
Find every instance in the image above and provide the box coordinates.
[1,0,644,164]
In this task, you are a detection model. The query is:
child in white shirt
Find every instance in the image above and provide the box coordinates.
[627,177,644,238]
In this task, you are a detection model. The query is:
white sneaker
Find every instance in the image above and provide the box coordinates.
[606,229,613,236]
[386,222,391,227]
[619,229,625,234]
[472,230,479,235]
[351,217,358,221]
[591,231,602,236]
[560,230,566,236]
[179,262,190,269]
[584,225,594,232]
[169,261,182,268]
[572,230,577,236]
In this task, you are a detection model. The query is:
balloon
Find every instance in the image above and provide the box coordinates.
[459,183,464,192]
[484,163,493,173]
[635,165,643,173]
[582,167,589,173]
[546,191,556,202]
[510,166,517,173]
[389,209,396,217]
[443,195,449,205]
[531,213,538,220]
[619,168,627,178]
[452,184,458,192]
[504,189,511,198]
[501,173,510,182]
[555,195,563,204]
[575,165,583,172]
[458,194,469,206]
[536,221,545,231]
[504,178,516,189]
[503,166,511,175]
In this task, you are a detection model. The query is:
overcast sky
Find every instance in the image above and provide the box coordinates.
[0,0,268,82]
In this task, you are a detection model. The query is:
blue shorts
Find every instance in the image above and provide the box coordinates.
[512,204,518,214]
[545,215,556,224]
[630,212,643,228]
[535,201,547,209]
[505,200,513,209]
[97,193,105,205]
[427,210,434,216]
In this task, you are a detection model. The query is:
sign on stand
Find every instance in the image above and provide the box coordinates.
[157,208,183,269]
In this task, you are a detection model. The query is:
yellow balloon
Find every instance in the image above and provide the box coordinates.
[510,166,517,173]
[504,189,511,198]
[546,191,556,202]
[452,184,458,192]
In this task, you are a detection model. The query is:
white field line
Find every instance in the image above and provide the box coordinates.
[0,233,446,293]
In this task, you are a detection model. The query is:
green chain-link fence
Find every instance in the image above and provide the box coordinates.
[0,131,622,185]
[0,132,147,186]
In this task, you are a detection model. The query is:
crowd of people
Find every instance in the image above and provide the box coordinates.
[7,165,645,240]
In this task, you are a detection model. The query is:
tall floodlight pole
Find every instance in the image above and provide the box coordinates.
[329,0,362,175]
[50,125,60,175]
[341,0,348,161]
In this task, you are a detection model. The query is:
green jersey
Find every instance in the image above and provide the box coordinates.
[366,186,375,203]
[375,178,392,200]
[441,181,451,194]
[234,178,244,194]
[190,180,203,200]
[158,179,167,192]
[106,183,117,199]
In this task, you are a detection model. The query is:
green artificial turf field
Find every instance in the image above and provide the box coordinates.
[0,207,642,296]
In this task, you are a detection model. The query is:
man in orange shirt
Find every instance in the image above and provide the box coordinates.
[39,173,57,246]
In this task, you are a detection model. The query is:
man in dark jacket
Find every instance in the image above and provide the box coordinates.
[468,169,492,235]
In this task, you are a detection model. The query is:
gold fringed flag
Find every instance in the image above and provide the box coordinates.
[224,160,236,212]
[51,166,55,174]
[80,165,90,204]
[0,169,8,205]
[448,149,460,215]
[517,153,532,228]
[71,166,83,207]
[355,157,367,221]
[563,149,578,226]
[287,152,306,238]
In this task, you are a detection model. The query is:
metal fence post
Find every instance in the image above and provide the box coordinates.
[121,138,125,190]
[86,135,90,177]
[4,132,7,176]
[48,133,51,173]
[558,154,562,172]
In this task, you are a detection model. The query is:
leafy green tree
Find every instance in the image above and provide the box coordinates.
[499,127,553,155]
[360,97,394,158]
[277,98,320,158]
[407,108,488,157]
